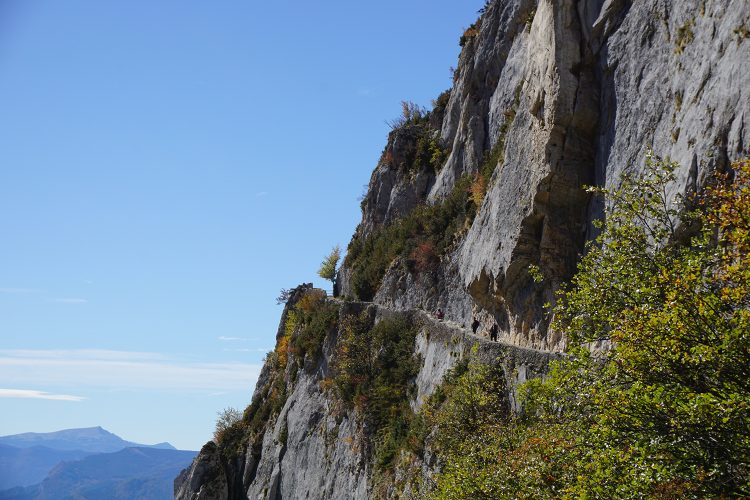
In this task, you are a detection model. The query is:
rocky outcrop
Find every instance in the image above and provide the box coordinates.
[358,125,437,236]
[174,443,229,500]
[179,0,750,497]
[242,300,371,500]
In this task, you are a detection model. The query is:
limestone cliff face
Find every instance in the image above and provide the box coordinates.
[177,1,750,498]
[341,0,750,351]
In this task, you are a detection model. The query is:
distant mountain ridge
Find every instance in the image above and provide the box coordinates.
[0,447,197,500]
[0,426,175,453]
[0,427,190,499]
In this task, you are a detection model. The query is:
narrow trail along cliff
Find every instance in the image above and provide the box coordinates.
[176,289,559,500]
[176,0,750,497]
[329,297,557,364]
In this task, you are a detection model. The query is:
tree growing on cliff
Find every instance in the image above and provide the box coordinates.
[213,407,242,443]
[532,154,750,496]
[317,245,340,289]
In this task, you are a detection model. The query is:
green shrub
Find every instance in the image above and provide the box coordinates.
[332,314,421,472]
[383,120,448,176]
[345,175,474,300]
[291,289,339,365]
[431,89,451,116]
[213,407,243,444]
[407,356,520,499]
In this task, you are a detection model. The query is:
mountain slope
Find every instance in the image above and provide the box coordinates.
[0,445,91,490]
[0,447,196,500]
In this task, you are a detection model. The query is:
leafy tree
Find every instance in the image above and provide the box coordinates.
[213,407,242,443]
[541,154,750,496]
[424,155,750,498]
[317,245,340,285]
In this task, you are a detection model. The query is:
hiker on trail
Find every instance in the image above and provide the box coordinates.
[490,323,498,342]
[471,317,480,335]
[436,308,444,321]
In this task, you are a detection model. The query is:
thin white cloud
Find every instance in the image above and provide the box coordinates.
[0,349,261,392]
[217,336,247,341]
[255,191,268,197]
[51,298,88,304]
[222,348,270,353]
[0,388,85,402]
[0,288,41,294]
[357,87,373,96]
[0,349,167,361]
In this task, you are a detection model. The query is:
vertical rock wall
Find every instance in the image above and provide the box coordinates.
[339,0,750,352]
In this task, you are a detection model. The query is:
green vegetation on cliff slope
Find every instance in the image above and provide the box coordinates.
[329,312,421,471]
[424,155,750,498]
[214,287,424,483]
[214,287,339,459]
[214,154,750,497]
[346,176,475,300]
[344,87,519,301]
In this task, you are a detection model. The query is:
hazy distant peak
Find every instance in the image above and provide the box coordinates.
[150,442,177,450]
[0,427,175,453]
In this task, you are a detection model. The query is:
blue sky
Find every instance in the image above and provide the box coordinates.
[0,0,482,450]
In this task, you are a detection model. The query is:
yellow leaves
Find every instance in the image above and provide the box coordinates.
[427,155,750,497]
[275,334,290,368]
[284,309,298,337]
[534,155,750,494]
[318,377,335,392]
[468,172,487,207]
[296,288,326,314]
[461,26,479,44]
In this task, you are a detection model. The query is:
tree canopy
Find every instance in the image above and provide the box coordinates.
[317,245,340,283]
[425,154,750,498]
